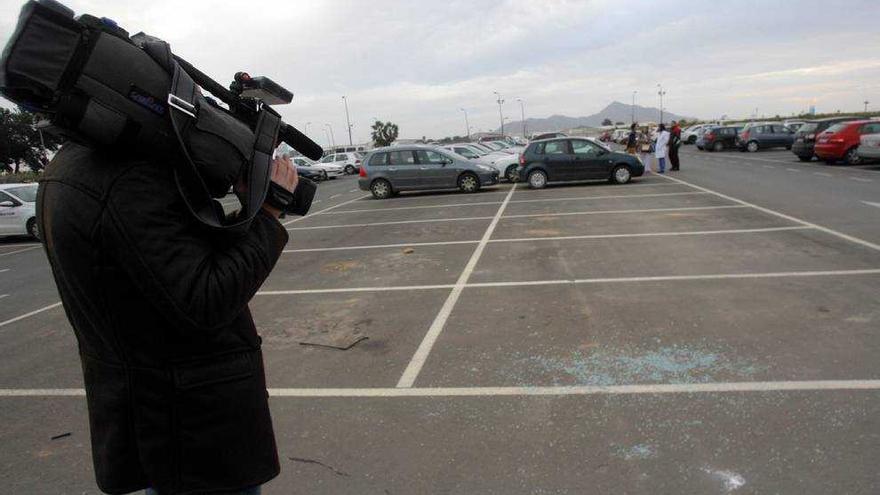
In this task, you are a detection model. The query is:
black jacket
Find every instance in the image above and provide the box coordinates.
[37,144,288,494]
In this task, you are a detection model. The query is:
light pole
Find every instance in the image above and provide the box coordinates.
[460,108,470,140]
[631,91,638,124]
[323,128,332,148]
[865,100,870,113]
[304,121,312,137]
[516,98,526,138]
[493,91,505,136]
[656,84,666,124]
[341,95,353,146]
[325,123,335,148]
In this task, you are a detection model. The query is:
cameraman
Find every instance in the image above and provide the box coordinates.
[37,144,297,495]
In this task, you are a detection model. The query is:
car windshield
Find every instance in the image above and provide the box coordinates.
[825,123,848,134]
[5,184,37,202]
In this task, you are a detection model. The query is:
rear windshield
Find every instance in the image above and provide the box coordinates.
[797,123,819,134]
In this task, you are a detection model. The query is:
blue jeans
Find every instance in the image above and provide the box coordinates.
[146,486,260,495]
[657,157,666,172]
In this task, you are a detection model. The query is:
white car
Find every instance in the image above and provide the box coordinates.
[0,183,39,239]
[318,152,363,175]
[442,144,520,181]
[682,124,711,144]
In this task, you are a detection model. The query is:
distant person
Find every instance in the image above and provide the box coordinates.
[669,121,682,171]
[654,123,670,174]
[626,123,638,154]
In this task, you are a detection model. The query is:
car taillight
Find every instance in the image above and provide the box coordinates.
[740,131,749,140]
[518,155,526,165]
[358,166,367,177]
[356,159,361,164]
[829,138,845,144]
[705,132,715,141]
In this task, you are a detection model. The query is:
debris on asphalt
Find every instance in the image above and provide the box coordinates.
[299,334,368,351]
[402,247,415,254]
[288,456,350,477]
[50,432,71,440]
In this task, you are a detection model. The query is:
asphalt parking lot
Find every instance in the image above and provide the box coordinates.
[2,149,880,493]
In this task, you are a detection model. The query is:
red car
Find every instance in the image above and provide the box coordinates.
[814,120,880,165]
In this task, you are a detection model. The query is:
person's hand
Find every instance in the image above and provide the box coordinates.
[262,155,299,218]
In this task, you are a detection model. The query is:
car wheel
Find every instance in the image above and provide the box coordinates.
[688,135,697,144]
[370,179,392,199]
[713,141,724,152]
[527,169,548,189]
[785,145,792,150]
[322,171,329,181]
[26,217,40,241]
[696,145,703,150]
[505,164,519,182]
[344,164,356,175]
[458,172,480,193]
[844,147,861,165]
[610,165,632,184]
[797,156,812,162]
[747,141,759,153]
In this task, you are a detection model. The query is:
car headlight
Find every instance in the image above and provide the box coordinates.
[477,164,493,172]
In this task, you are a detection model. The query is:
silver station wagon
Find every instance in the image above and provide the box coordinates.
[358,145,500,199]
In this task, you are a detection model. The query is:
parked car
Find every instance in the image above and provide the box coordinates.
[318,151,362,174]
[700,125,741,152]
[791,117,858,162]
[358,145,500,199]
[814,120,880,165]
[517,138,644,189]
[0,183,38,240]
[441,144,515,181]
[295,164,327,181]
[857,132,880,162]
[683,124,712,144]
[783,121,806,132]
[531,132,567,141]
[736,123,794,152]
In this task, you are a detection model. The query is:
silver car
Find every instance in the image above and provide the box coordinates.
[858,133,880,161]
[358,145,500,199]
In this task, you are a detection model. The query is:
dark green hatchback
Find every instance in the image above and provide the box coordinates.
[517,137,645,189]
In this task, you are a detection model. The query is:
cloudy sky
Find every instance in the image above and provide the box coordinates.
[1,0,879,145]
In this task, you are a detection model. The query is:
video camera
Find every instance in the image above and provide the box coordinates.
[0,0,321,230]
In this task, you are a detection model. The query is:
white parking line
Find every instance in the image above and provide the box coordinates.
[509,191,708,205]
[287,215,494,231]
[256,268,880,296]
[0,246,41,257]
[328,200,504,214]
[863,201,880,209]
[785,168,801,172]
[397,185,517,388]
[6,379,880,398]
[0,269,8,274]
[0,294,8,300]
[280,224,805,253]
[286,202,742,231]
[503,205,744,220]
[763,165,775,169]
[349,189,357,193]
[282,194,370,226]
[851,177,873,183]
[283,239,479,253]
[814,172,833,177]
[0,302,63,330]
[329,194,340,199]
[258,284,454,295]
[492,226,810,244]
[657,174,880,252]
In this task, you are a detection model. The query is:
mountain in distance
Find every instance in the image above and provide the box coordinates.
[495,101,694,134]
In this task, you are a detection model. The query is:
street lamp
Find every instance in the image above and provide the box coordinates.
[324,123,335,148]
[631,91,638,124]
[304,121,312,136]
[656,84,666,124]
[493,91,505,136]
[460,108,470,140]
[341,95,353,146]
[516,98,526,138]
[323,128,332,148]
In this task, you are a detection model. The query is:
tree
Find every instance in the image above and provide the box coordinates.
[370,120,399,148]
[601,118,613,126]
[614,121,625,126]
[0,108,62,174]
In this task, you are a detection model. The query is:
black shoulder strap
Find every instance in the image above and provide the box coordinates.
[163,52,279,233]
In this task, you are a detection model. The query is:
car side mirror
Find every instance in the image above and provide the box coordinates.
[0,200,16,207]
